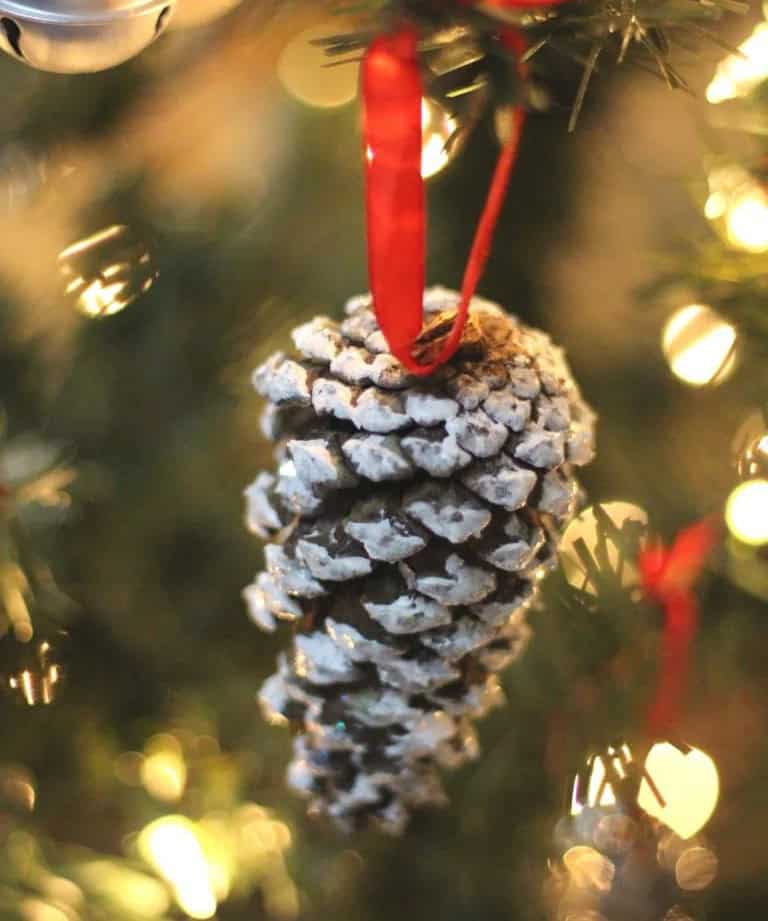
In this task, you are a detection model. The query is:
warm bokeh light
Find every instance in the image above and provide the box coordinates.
[662,304,737,387]
[675,845,719,890]
[141,735,187,802]
[0,765,36,811]
[5,637,64,708]
[706,22,768,103]
[570,744,634,815]
[638,742,719,840]
[725,189,768,252]
[560,503,647,594]
[58,225,156,319]
[562,845,615,892]
[726,479,768,546]
[77,860,171,918]
[421,97,459,179]
[705,165,768,252]
[0,564,33,642]
[19,899,69,921]
[277,25,358,109]
[139,816,218,919]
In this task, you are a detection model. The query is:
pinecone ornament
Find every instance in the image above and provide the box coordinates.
[244,287,596,833]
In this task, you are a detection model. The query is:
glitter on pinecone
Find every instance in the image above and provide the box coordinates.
[244,287,596,833]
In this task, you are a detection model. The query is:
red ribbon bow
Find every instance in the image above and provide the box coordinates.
[639,519,718,734]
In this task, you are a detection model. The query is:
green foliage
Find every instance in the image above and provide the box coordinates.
[324,0,746,127]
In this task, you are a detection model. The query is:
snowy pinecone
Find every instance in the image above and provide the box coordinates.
[244,287,596,833]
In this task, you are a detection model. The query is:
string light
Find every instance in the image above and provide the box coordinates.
[637,743,720,840]
[76,861,170,918]
[140,734,187,803]
[559,502,647,594]
[277,25,358,109]
[662,304,737,387]
[58,225,156,319]
[569,744,634,815]
[139,817,218,920]
[726,190,768,252]
[726,479,768,546]
[706,22,768,104]
[704,165,768,253]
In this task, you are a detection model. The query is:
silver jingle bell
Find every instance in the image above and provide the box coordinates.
[0,0,175,74]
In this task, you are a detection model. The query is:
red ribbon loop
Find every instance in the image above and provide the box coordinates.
[639,519,717,735]
[362,26,526,375]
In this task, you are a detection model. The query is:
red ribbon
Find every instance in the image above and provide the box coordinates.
[362,27,527,375]
[639,519,718,735]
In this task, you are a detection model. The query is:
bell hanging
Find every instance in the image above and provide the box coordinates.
[0,0,175,74]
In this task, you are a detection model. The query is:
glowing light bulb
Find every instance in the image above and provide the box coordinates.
[570,743,634,816]
[278,25,358,109]
[58,225,156,319]
[637,742,719,840]
[706,22,768,104]
[726,479,768,546]
[139,817,218,919]
[559,502,648,594]
[141,736,187,802]
[661,304,737,387]
[726,190,768,252]
[704,165,768,252]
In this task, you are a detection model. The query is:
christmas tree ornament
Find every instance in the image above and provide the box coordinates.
[0,628,68,707]
[58,224,157,319]
[549,740,720,921]
[245,287,596,832]
[0,0,174,74]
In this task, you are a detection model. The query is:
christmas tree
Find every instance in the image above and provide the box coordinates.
[0,1,766,920]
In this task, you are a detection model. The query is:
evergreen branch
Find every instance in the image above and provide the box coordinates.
[321,0,746,129]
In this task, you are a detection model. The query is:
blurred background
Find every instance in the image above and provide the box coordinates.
[0,1,767,920]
